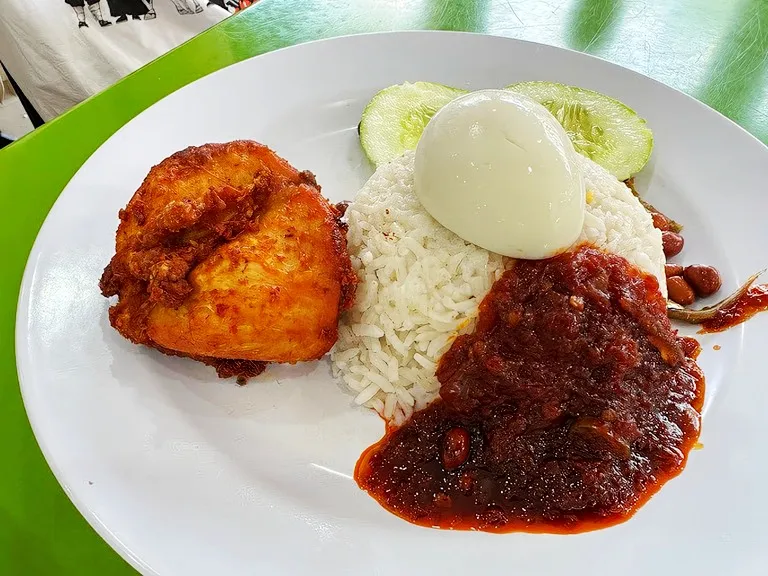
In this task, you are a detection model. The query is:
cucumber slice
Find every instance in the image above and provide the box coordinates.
[359,81,467,166]
[506,81,653,180]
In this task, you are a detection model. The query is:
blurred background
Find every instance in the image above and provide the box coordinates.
[0,67,31,143]
[1,0,766,147]
[0,0,255,147]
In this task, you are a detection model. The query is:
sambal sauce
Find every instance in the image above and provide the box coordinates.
[700,284,768,333]
[355,246,705,533]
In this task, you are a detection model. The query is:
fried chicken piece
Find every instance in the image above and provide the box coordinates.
[100,141,357,380]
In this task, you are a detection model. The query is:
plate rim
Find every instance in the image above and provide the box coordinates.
[15,30,768,576]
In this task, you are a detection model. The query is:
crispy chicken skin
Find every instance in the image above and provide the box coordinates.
[100,141,357,380]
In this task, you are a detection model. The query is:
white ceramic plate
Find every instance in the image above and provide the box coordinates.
[17,32,768,576]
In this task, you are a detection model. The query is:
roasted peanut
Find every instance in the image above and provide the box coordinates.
[442,427,470,470]
[684,265,722,297]
[665,264,684,277]
[667,276,695,306]
[651,212,672,231]
[661,231,684,258]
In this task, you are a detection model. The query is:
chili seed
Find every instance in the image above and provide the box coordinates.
[569,295,585,311]
[434,492,452,508]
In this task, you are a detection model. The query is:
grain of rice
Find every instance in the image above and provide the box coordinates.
[366,369,396,394]
[354,382,380,405]
[369,397,385,415]
[352,324,384,338]
[368,354,391,380]
[383,393,397,420]
[333,348,359,364]
[395,386,415,407]
[413,353,436,371]
[343,374,365,392]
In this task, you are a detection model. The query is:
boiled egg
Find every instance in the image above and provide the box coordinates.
[414,89,585,259]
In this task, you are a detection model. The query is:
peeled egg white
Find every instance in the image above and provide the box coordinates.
[414,89,585,259]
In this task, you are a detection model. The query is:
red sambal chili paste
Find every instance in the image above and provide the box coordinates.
[355,246,705,533]
[700,284,768,333]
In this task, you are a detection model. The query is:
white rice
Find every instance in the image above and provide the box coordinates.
[332,151,666,424]
[575,153,667,298]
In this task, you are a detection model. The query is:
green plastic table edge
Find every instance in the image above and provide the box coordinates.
[2,0,767,573]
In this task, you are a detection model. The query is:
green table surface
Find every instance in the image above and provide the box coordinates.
[2,0,767,572]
